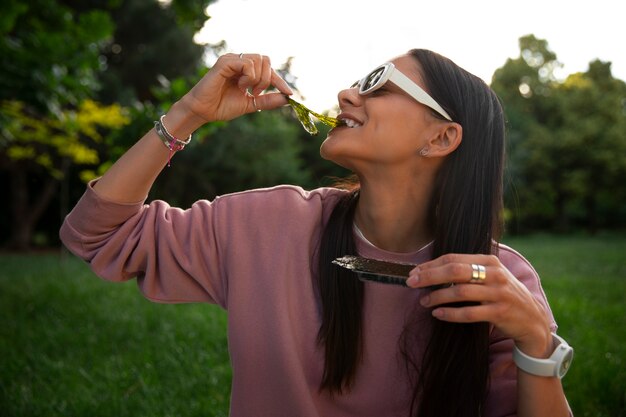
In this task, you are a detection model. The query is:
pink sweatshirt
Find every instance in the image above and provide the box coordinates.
[60,182,558,417]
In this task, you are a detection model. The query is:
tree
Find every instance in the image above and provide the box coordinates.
[0,0,113,112]
[0,0,214,249]
[556,61,626,232]
[0,0,120,249]
[492,35,626,233]
[95,0,213,104]
[1,100,129,249]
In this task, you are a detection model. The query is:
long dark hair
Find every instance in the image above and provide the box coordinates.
[317,49,506,416]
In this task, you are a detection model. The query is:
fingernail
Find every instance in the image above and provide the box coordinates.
[407,273,419,287]
[420,295,430,306]
[432,309,444,318]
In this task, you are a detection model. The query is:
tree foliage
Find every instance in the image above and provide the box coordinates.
[0,99,129,249]
[0,0,213,249]
[0,0,121,249]
[492,35,626,233]
[0,0,114,112]
[1,100,128,181]
[96,0,212,104]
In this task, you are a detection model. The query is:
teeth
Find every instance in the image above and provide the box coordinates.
[344,119,362,128]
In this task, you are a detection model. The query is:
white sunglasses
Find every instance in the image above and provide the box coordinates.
[352,62,452,121]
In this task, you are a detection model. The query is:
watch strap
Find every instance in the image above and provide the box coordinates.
[513,333,574,378]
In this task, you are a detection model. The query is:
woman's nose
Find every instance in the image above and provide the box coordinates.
[338,86,361,109]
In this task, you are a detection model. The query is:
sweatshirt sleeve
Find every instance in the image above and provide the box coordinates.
[60,180,228,307]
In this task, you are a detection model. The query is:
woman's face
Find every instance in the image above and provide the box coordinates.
[320,54,445,174]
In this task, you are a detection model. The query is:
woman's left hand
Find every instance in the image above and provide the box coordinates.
[407,253,553,358]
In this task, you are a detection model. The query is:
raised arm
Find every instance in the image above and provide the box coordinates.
[93,53,293,203]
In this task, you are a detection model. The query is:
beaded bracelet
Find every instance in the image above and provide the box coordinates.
[154,115,192,166]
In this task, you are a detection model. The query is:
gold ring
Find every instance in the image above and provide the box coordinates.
[470,264,486,283]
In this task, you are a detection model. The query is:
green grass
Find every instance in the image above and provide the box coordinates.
[0,253,231,417]
[503,233,626,417]
[1,234,625,416]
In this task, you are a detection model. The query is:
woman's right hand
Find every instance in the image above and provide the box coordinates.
[178,53,293,124]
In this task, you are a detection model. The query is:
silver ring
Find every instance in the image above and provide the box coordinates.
[239,52,244,59]
[252,96,260,112]
[469,264,486,283]
[245,87,261,112]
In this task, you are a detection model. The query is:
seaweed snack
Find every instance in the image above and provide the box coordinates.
[332,255,415,286]
[287,97,343,135]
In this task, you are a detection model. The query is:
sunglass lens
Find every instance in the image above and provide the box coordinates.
[363,67,385,92]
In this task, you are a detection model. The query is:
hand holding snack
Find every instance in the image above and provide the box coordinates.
[180,53,294,124]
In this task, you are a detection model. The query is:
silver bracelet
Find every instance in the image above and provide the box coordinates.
[154,115,192,152]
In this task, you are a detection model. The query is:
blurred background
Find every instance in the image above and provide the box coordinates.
[1,1,624,416]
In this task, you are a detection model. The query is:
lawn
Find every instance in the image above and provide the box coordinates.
[502,233,626,417]
[1,234,625,416]
[0,252,232,417]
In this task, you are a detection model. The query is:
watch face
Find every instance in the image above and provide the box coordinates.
[559,348,574,378]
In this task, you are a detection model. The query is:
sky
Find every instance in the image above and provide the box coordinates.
[196,0,626,113]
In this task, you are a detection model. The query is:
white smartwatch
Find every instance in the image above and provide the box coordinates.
[513,333,574,379]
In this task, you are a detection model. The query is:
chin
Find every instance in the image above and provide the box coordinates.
[320,137,355,170]
[320,135,343,162]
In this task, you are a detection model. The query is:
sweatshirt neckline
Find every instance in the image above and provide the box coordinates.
[352,223,433,264]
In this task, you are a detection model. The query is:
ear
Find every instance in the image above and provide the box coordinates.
[426,123,462,157]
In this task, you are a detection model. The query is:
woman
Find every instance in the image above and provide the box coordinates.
[60,50,572,416]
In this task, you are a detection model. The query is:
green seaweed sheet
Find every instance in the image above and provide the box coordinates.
[287,97,342,135]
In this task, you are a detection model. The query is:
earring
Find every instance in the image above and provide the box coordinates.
[419,147,429,157]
